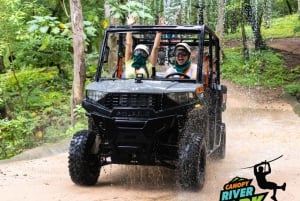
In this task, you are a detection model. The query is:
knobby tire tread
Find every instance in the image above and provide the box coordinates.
[68,130,100,186]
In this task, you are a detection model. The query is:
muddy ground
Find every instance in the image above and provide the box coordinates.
[0,38,299,201]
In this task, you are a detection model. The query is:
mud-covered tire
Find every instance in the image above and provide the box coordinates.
[214,123,226,160]
[68,130,100,186]
[178,133,207,191]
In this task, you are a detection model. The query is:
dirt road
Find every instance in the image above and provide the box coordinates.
[0,80,299,201]
[267,37,300,69]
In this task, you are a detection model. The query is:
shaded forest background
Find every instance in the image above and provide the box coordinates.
[0,0,299,159]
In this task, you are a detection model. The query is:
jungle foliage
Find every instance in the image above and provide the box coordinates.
[0,0,299,159]
[222,14,300,94]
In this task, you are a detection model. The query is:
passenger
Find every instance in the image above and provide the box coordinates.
[125,15,165,78]
[165,43,197,79]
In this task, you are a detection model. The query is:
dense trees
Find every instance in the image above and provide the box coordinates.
[0,0,298,73]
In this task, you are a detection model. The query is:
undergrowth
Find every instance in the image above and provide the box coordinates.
[0,68,87,159]
[222,47,300,97]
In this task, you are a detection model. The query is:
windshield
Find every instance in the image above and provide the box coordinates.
[97,26,219,85]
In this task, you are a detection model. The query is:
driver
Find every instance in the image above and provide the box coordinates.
[165,43,197,79]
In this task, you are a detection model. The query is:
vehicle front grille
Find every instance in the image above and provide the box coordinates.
[99,93,163,111]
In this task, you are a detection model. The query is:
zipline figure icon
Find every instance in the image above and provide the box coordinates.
[253,157,286,201]
[242,155,287,201]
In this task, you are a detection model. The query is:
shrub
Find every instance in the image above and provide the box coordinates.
[222,48,287,87]
[0,116,36,159]
[0,68,72,159]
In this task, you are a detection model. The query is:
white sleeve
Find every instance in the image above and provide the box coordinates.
[188,64,197,79]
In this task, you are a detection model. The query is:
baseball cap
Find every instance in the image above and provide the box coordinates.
[134,44,150,56]
[175,43,191,54]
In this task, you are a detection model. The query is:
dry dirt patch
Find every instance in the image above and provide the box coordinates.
[267,37,300,69]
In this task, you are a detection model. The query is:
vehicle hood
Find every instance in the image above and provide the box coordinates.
[86,79,200,94]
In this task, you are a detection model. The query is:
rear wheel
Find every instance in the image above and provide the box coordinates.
[178,133,206,190]
[68,130,100,185]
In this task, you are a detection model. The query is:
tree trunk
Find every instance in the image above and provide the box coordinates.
[251,0,266,50]
[285,0,292,14]
[241,10,250,60]
[298,0,300,14]
[0,55,5,73]
[197,1,204,25]
[252,15,265,49]
[216,0,226,61]
[69,0,86,126]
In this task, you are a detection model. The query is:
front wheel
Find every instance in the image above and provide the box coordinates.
[178,133,207,191]
[68,130,100,186]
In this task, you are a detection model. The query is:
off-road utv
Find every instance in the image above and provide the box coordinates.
[68,25,227,190]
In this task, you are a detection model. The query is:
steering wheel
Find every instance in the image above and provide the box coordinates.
[165,72,190,79]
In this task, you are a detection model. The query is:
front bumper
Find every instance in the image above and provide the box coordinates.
[83,100,183,164]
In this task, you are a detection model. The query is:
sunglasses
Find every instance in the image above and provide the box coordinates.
[133,49,148,58]
[175,50,188,57]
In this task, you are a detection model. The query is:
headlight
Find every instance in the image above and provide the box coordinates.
[86,90,107,102]
[166,92,196,104]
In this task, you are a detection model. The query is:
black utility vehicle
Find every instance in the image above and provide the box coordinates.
[68,25,227,190]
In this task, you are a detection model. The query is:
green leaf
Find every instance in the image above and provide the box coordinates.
[83,21,92,26]
[119,5,128,10]
[51,27,60,35]
[32,16,44,22]
[85,27,97,37]
[137,10,145,17]
[28,24,39,33]
[112,13,122,19]
[45,16,57,21]
[40,26,49,33]
[38,36,50,51]
[143,13,154,20]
